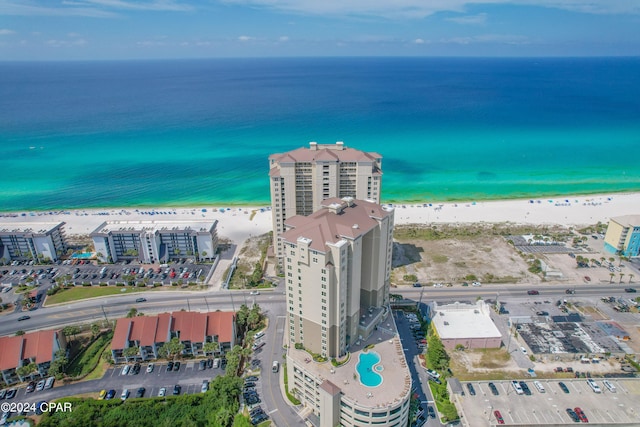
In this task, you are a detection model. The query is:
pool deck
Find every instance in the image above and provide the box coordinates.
[288,314,412,409]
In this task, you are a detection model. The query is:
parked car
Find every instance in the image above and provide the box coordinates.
[566,408,580,423]
[494,410,505,425]
[173,361,181,371]
[488,382,499,396]
[199,360,206,370]
[574,407,588,423]
[131,363,141,375]
[121,389,129,401]
[249,290,260,295]
[172,385,181,396]
[146,363,154,373]
[36,379,46,392]
[98,389,107,400]
[167,361,174,372]
[519,381,532,395]
[158,387,166,397]
[412,283,422,288]
[559,382,570,394]
[427,406,436,419]
[201,380,209,393]
[245,376,259,382]
[121,365,130,375]
[105,389,116,400]
[5,389,17,399]
[135,388,145,398]
[26,381,36,393]
[466,383,476,396]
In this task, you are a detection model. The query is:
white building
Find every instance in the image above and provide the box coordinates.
[269,141,382,259]
[0,222,67,263]
[431,300,503,350]
[90,220,218,264]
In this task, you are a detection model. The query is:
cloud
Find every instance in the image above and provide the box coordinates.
[446,12,487,24]
[414,38,425,44]
[0,0,192,17]
[441,33,529,45]
[0,28,15,35]
[278,35,289,42]
[218,0,640,19]
[238,35,254,41]
[46,38,88,47]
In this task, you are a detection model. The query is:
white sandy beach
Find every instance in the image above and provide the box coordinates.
[1,193,639,243]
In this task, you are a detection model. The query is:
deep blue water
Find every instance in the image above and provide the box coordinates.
[1,57,639,211]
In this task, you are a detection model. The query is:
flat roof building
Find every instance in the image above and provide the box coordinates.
[604,215,640,258]
[0,222,67,263]
[90,220,218,264]
[269,141,382,259]
[431,301,502,350]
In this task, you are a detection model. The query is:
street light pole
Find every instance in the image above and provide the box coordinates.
[204,296,210,312]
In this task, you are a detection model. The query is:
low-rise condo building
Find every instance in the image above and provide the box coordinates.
[269,141,382,259]
[604,215,640,257]
[0,222,67,263]
[110,311,235,363]
[0,329,67,385]
[90,220,218,263]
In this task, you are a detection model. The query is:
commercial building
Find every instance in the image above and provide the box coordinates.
[0,222,67,263]
[431,301,502,350]
[604,215,640,257]
[269,141,382,259]
[110,311,235,363]
[282,198,409,427]
[282,197,394,359]
[0,329,67,385]
[90,220,218,264]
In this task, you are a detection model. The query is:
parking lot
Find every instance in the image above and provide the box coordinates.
[457,377,640,426]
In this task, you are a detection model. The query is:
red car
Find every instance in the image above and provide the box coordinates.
[527,290,539,295]
[494,410,505,424]
[574,407,588,423]
[584,276,591,282]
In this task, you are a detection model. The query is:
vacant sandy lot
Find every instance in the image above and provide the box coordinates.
[392,234,537,286]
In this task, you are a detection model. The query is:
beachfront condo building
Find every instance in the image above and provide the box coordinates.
[0,222,67,263]
[282,198,411,427]
[604,215,640,258]
[281,197,394,358]
[90,220,218,264]
[269,141,383,259]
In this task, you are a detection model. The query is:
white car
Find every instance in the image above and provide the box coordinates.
[121,389,129,401]
[250,290,260,295]
[146,363,154,373]
[471,281,482,287]
[121,365,130,375]
[520,347,528,355]
[433,283,443,288]
[36,379,46,391]
[201,380,209,393]
[158,387,166,397]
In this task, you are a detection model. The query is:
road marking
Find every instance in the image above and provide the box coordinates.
[268,408,279,414]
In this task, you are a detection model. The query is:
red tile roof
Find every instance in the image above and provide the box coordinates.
[155,313,172,343]
[0,336,25,371]
[0,330,61,371]
[172,311,207,343]
[111,318,133,351]
[206,311,235,343]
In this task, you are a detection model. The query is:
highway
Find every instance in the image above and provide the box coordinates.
[1,282,635,337]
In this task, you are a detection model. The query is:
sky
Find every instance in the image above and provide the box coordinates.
[0,0,639,60]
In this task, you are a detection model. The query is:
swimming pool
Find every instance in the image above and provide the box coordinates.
[71,252,95,259]
[356,351,383,387]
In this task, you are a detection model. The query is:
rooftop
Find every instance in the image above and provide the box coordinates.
[432,301,502,340]
[0,330,60,371]
[0,222,65,235]
[269,141,381,165]
[288,312,411,409]
[610,215,640,227]
[90,220,217,235]
[282,198,393,252]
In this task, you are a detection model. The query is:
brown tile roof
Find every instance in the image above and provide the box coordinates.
[0,336,25,371]
[206,311,235,343]
[281,198,392,252]
[155,312,172,344]
[111,318,133,351]
[269,144,381,165]
[171,311,207,343]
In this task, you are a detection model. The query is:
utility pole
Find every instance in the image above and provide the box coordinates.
[101,305,109,325]
[229,291,236,312]
[187,298,191,312]
[204,296,210,312]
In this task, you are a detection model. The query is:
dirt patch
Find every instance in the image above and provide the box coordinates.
[228,233,271,289]
[392,234,535,285]
[450,348,526,381]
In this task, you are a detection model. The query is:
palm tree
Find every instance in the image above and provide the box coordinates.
[609,272,615,284]
[629,274,635,284]
[619,273,625,284]
[600,257,606,266]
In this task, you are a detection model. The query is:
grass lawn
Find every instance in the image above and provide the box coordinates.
[45,286,145,305]
[67,333,113,378]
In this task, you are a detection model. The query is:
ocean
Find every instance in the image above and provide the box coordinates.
[1,57,639,211]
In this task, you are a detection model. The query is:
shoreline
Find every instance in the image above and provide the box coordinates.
[0,192,638,244]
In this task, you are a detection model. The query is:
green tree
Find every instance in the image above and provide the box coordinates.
[49,349,68,377]
[63,325,80,341]
[610,272,615,284]
[236,304,250,334]
[15,330,25,336]
[157,337,184,360]
[629,274,635,284]
[232,414,253,427]
[619,273,625,284]
[126,307,138,318]
[16,362,37,379]
[203,341,219,355]
[123,346,140,359]
[91,323,101,338]
[247,304,261,331]
[427,333,449,370]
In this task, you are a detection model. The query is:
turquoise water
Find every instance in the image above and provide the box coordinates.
[356,351,383,387]
[71,253,95,259]
[1,58,639,211]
